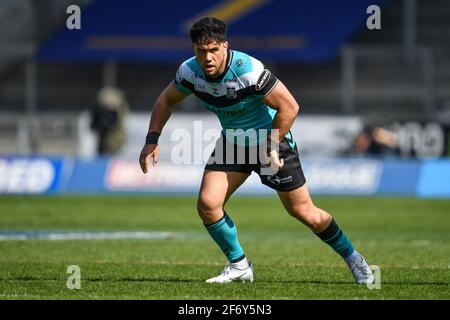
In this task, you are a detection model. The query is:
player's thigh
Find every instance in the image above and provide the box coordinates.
[277,183,315,218]
[197,170,250,214]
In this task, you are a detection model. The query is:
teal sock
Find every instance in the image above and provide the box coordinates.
[315,218,355,259]
[204,211,245,263]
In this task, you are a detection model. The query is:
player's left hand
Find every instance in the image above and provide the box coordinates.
[139,144,159,174]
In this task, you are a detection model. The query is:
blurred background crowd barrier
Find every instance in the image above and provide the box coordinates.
[1,0,450,196]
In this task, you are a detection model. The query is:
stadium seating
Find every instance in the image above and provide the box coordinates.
[1,0,449,118]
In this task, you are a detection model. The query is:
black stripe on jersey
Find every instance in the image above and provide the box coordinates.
[180,75,278,108]
[179,79,195,92]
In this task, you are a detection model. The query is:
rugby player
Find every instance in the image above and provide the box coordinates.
[139,17,374,284]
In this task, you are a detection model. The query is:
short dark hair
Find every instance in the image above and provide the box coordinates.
[190,17,227,45]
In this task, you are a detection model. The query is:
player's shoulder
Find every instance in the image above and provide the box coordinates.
[177,56,201,81]
[230,50,269,88]
[230,50,265,77]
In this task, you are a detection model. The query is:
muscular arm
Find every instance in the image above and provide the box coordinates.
[260,81,299,172]
[262,80,300,143]
[139,82,189,173]
[148,81,189,134]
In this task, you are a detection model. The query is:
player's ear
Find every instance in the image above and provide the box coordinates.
[223,41,229,50]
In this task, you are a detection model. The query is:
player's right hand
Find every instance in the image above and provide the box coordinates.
[139,144,159,174]
[261,148,284,175]
[267,148,284,172]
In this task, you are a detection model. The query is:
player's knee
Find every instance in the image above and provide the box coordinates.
[303,209,332,232]
[196,196,221,220]
[304,211,327,231]
[196,198,209,217]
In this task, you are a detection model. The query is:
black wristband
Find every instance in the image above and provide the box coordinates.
[145,132,160,145]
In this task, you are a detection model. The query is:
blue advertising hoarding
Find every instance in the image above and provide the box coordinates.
[0,157,67,194]
[1,156,449,197]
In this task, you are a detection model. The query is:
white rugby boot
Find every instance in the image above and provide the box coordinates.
[205,260,254,283]
[345,251,375,284]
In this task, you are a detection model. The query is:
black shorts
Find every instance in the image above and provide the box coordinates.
[204,133,306,192]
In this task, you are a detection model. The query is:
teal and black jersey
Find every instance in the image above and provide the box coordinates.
[173,50,279,146]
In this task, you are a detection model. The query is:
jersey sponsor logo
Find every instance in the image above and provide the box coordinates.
[213,107,246,116]
[236,59,244,67]
[256,69,271,91]
[194,82,205,91]
[211,84,220,95]
[226,87,237,99]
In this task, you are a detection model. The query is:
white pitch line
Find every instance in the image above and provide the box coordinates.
[0,231,178,241]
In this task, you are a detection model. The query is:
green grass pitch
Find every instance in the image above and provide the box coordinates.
[0,195,449,299]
